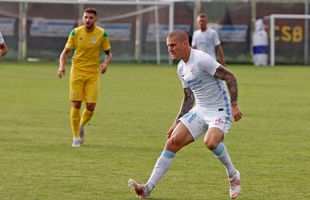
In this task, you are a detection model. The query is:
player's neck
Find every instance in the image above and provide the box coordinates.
[85,25,95,32]
[182,47,191,63]
[200,27,207,32]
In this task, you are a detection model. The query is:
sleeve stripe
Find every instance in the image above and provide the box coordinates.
[103,31,108,37]
[70,30,75,36]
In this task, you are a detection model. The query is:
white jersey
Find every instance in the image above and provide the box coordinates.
[0,31,4,44]
[177,49,231,111]
[192,28,221,59]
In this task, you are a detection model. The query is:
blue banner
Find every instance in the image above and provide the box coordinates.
[146,24,191,42]
[210,24,248,42]
[30,18,74,37]
[97,23,131,41]
[0,18,15,36]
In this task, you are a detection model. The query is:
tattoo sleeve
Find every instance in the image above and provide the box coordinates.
[214,65,238,106]
[175,87,195,122]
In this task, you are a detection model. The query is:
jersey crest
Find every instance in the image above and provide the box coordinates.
[91,37,97,44]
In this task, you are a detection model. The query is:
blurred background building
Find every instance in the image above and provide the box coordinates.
[0,0,309,65]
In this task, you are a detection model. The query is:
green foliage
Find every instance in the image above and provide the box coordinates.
[0,62,309,199]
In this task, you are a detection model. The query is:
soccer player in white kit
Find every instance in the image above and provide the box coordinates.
[129,30,243,199]
[192,13,226,66]
[0,31,8,58]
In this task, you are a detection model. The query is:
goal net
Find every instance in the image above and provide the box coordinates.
[269,14,310,66]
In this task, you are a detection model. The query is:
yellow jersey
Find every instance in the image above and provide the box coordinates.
[66,25,111,73]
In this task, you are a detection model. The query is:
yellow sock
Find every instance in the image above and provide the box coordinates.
[70,107,81,138]
[80,109,94,127]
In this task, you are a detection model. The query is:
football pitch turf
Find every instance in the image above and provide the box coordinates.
[0,62,309,199]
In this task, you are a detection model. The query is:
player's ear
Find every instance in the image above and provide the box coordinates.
[183,40,188,47]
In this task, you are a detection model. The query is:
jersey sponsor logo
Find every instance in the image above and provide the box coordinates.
[185,78,202,90]
[185,77,199,85]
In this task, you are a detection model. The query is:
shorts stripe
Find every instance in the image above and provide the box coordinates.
[215,79,232,117]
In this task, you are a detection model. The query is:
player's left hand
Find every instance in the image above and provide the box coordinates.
[57,68,65,79]
[232,104,243,121]
[100,63,108,74]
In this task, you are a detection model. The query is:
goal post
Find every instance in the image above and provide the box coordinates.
[269,14,310,66]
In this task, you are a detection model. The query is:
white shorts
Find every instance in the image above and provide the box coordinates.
[179,106,233,140]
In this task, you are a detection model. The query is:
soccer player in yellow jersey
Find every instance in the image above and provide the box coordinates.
[57,7,112,147]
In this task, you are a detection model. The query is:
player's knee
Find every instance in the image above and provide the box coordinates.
[86,103,96,111]
[166,138,182,153]
[204,139,218,150]
[87,107,95,112]
[72,101,82,109]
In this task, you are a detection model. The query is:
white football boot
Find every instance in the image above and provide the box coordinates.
[72,137,81,147]
[128,179,151,199]
[229,170,241,199]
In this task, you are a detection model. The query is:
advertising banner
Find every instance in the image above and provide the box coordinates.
[97,23,131,41]
[30,18,75,37]
[0,18,15,36]
[146,24,191,42]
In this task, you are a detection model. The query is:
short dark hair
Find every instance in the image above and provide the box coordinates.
[84,7,97,16]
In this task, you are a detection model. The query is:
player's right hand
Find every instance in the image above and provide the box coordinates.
[57,68,65,79]
[232,104,243,122]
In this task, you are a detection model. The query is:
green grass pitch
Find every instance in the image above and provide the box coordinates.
[0,62,309,199]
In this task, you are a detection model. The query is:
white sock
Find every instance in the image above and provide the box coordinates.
[146,149,175,191]
[212,143,237,178]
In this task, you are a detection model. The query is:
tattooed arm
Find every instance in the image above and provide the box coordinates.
[176,87,195,120]
[166,87,195,138]
[214,65,243,121]
[214,65,238,105]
